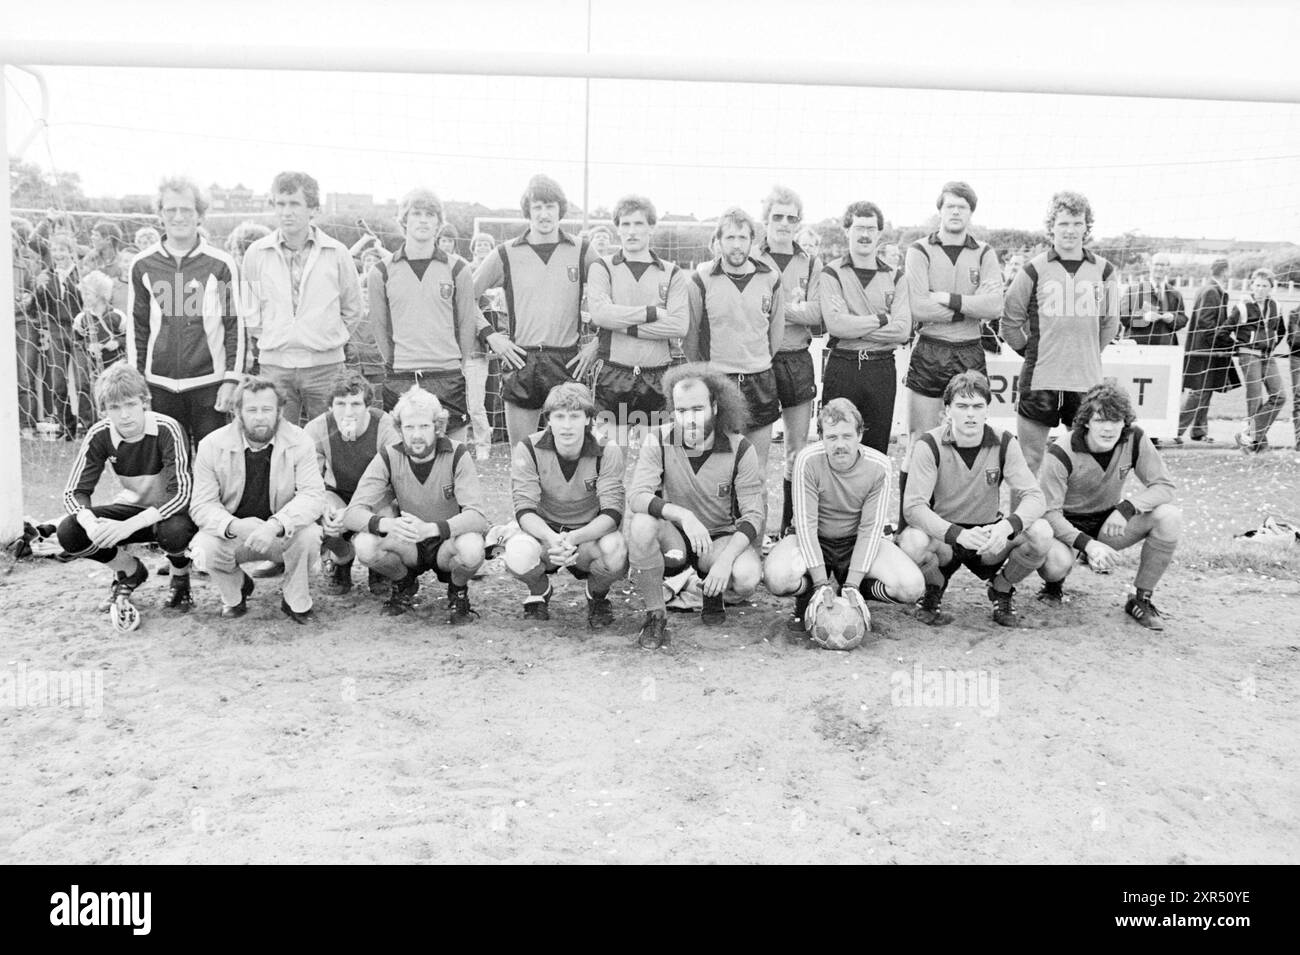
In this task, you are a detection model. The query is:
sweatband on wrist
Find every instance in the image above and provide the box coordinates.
[368,514,384,535]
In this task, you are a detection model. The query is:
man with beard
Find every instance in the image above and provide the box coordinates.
[901,182,1003,527]
[368,188,482,441]
[302,372,398,595]
[818,200,912,454]
[684,207,786,494]
[626,364,766,649]
[57,362,198,615]
[504,382,628,628]
[754,185,823,537]
[1035,382,1181,630]
[473,174,600,448]
[763,398,924,635]
[344,387,487,624]
[190,376,327,624]
[581,194,689,449]
[897,370,1052,628]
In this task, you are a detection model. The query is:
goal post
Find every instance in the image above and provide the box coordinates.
[2,70,21,545]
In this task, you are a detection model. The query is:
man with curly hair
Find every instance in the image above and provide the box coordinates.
[626,364,766,648]
[1002,190,1120,474]
[1036,382,1181,630]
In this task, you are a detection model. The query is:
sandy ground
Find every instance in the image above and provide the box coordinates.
[2,439,1298,864]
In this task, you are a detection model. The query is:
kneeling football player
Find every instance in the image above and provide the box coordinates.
[57,362,198,621]
[897,370,1053,627]
[626,364,765,649]
[343,386,486,623]
[1036,381,1182,630]
[303,372,398,595]
[764,397,924,634]
[505,382,628,627]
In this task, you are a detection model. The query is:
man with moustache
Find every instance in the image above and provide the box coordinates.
[504,382,628,628]
[626,364,766,649]
[684,207,786,491]
[900,182,1004,528]
[763,398,924,636]
[367,188,483,441]
[1036,382,1181,630]
[897,371,1052,628]
[581,194,689,449]
[125,177,244,446]
[473,174,601,448]
[343,387,488,623]
[754,185,823,537]
[57,362,198,614]
[189,376,327,624]
[818,200,912,455]
[302,372,399,595]
[241,171,363,426]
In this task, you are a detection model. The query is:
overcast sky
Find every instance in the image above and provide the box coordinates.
[5,0,1300,240]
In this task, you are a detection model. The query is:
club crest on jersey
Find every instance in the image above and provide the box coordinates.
[761,294,773,315]
[439,282,453,301]
[567,266,579,282]
[984,467,1001,486]
[968,267,981,286]
[442,483,455,500]
[584,477,597,492]
[717,482,732,497]
[658,283,669,304]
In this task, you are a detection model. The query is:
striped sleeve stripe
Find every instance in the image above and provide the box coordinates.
[62,421,112,515]
[156,416,193,520]
[791,444,825,570]
[855,448,893,574]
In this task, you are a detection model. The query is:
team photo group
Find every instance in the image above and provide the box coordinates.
[44,168,1202,650]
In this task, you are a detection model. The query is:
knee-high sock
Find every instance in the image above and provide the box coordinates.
[1135,535,1177,592]
[630,552,666,613]
[780,479,793,535]
[897,471,908,532]
[861,577,907,604]
[999,545,1042,587]
[516,563,550,597]
[586,558,622,598]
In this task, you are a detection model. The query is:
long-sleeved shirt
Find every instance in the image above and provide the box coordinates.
[791,441,891,578]
[904,422,1045,541]
[754,240,823,351]
[472,230,596,348]
[241,227,362,368]
[366,246,482,372]
[1002,247,1120,392]
[303,407,399,504]
[191,418,326,538]
[346,437,487,538]
[1231,297,1283,354]
[904,233,1003,344]
[1120,279,1187,345]
[586,251,689,368]
[816,255,911,352]
[63,410,192,521]
[510,428,625,527]
[628,424,765,542]
[1039,427,1175,552]
[684,258,785,373]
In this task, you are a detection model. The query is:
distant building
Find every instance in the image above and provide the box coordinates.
[208,183,266,212]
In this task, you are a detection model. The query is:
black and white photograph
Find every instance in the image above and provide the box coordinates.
[1,0,1296,897]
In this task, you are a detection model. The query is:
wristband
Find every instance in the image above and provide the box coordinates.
[1115,501,1137,520]
[1005,514,1024,536]
[368,514,384,535]
[943,524,962,545]
[435,520,452,540]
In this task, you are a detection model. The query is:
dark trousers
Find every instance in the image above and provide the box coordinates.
[149,382,227,448]
[1177,389,1213,439]
[822,351,897,454]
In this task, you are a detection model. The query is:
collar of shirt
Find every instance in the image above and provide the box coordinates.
[511,228,576,248]
[927,232,980,249]
[667,425,734,454]
[836,253,890,272]
[161,235,204,260]
[709,257,769,277]
[939,422,1000,448]
[758,240,807,259]
[391,245,449,265]
[277,227,318,255]
[610,249,667,270]
[536,427,602,458]
[108,410,161,448]
[1047,247,1097,265]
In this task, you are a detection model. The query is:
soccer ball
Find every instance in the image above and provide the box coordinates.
[808,595,869,651]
